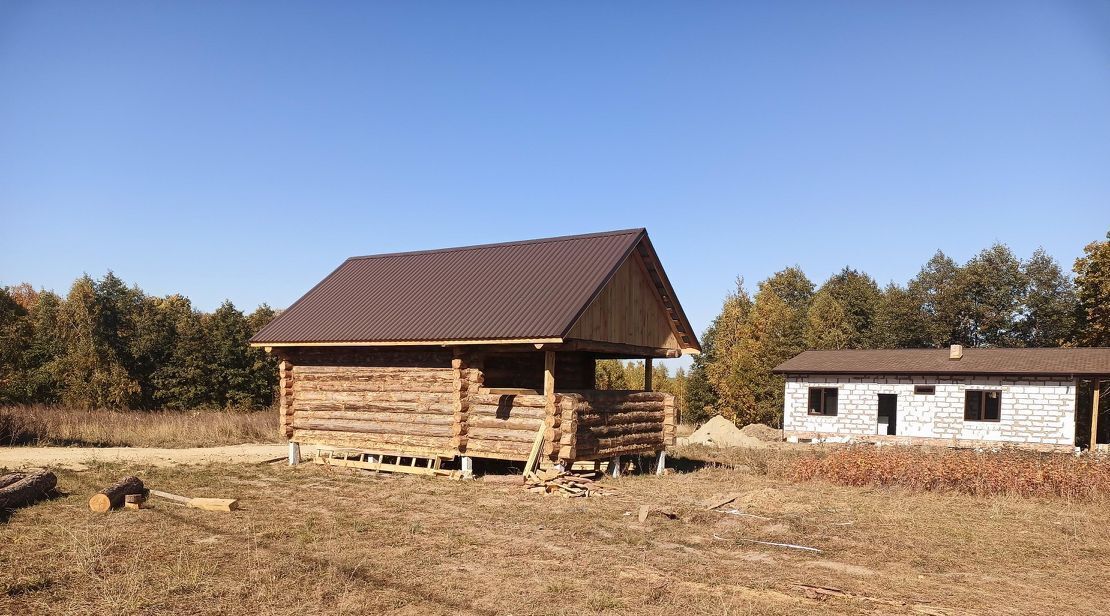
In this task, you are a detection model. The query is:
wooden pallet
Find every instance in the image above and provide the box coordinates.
[313,449,457,477]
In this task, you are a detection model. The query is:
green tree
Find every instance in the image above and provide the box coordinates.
[150,295,213,409]
[1074,231,1110,346]
[910,251,965,346]
[0,287,34,403]
[208,301,257,408]
[763,266,814,312]
[959,243,1026,347]
[595,359,630,389]
[819,267,881,346]
[1019,248,1077,346]
[871,283,929,348]
[805,291,856,350]
[53,276,141,409]
[683,322,718,424]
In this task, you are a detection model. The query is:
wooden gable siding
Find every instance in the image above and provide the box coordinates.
[565,251,680,350]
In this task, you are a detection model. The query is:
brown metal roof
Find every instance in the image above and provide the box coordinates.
[773,348,1110,377]
[251,228,698,347]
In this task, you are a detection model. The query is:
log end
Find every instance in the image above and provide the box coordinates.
[88,493,112,513]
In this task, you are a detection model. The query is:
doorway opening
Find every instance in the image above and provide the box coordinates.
[877,394,897,436]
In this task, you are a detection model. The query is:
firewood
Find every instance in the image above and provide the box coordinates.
[89,476,145,513]
[0,469,57,510]
[0,473,27,490]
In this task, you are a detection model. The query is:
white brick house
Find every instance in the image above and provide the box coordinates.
[773,346,1109,451]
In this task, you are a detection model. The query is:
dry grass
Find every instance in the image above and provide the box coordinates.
[786,445,1110,500]
[0,405,279,448]
[2,454,1109,614]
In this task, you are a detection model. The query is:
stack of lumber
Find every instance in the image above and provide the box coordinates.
[524,469,615,498]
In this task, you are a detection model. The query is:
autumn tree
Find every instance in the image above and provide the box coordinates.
[1074,231,1110,346]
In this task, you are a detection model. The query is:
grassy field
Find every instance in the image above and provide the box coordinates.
[0,405,279,448]
[2,455,1108,615]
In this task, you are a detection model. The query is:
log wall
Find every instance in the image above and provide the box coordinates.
[560,390,675,461]
[462,393,561,461]
[278,348,672,463]
[289,365,459,457]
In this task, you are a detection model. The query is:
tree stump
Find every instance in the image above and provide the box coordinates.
[0,470,57,510]
[88,476,145,513]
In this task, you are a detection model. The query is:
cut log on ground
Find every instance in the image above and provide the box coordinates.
[88,476,146,513]
[0,469,57,510]
[0,473,27,490]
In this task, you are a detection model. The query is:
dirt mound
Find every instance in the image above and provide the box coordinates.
[740,424,782,442]
[688,416,767,449]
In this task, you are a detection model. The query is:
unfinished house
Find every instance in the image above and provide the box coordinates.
[250,228,700,475]
[773,346,1110,452]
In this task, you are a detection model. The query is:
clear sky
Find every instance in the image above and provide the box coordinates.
[2,1,1108,361]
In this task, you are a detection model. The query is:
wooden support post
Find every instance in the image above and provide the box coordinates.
[288,442,301,466]
[460,456,474,477]
[655,450,666,476]
[644,357,653,391]
[607,455,622,478]
[1091,379,1102,451]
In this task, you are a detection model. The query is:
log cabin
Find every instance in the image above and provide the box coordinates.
[250,228,700,475]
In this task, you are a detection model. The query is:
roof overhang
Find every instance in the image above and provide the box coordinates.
[251,337,563,349]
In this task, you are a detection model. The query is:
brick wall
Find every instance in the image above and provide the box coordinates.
[783,374,1077,447]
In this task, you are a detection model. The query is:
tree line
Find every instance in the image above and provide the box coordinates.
[0,273,277,410]
[682,231,1110,428]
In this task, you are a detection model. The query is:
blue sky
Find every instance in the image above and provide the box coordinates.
[2,1,1108,363]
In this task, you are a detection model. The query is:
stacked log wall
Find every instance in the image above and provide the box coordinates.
[565,390,673,460]
[463,393,560,461]
[289,365,458,457]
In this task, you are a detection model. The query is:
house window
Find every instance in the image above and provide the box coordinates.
[914,385,935,395]
[964,390,1001,422]
[808,387,838,416]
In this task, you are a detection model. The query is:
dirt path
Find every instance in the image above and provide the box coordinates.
[0,443,288,471]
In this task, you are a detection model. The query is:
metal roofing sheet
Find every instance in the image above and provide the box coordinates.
[251,229,646,343]
[773,348,1110,376]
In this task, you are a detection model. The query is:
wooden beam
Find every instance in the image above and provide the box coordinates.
[644,357,653,391]
[1091,379,1101,450]
[557,339,682,358]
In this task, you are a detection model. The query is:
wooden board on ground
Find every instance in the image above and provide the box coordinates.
[149,489,239,512]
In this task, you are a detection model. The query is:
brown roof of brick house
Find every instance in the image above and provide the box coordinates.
[773,348,1110,377]
[251,228,699,350]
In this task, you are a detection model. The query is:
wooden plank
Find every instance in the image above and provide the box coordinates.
[1092,379,1101,450]
[314,455,455,476]
[644,357,653,391]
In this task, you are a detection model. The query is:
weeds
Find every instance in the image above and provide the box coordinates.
[0,405,278,448]
[786,445,1110,500]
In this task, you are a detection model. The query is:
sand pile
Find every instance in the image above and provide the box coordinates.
[740,423,783,442]
[687,415,767,449]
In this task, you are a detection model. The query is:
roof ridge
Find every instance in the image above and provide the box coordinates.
[346,228,645,262]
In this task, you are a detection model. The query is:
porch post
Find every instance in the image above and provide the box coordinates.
[1091,379,1102,451]
[644,357,653,391]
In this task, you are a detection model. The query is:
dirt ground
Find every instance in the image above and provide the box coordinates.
[0,443,288,470]
[1,457,1108,615]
